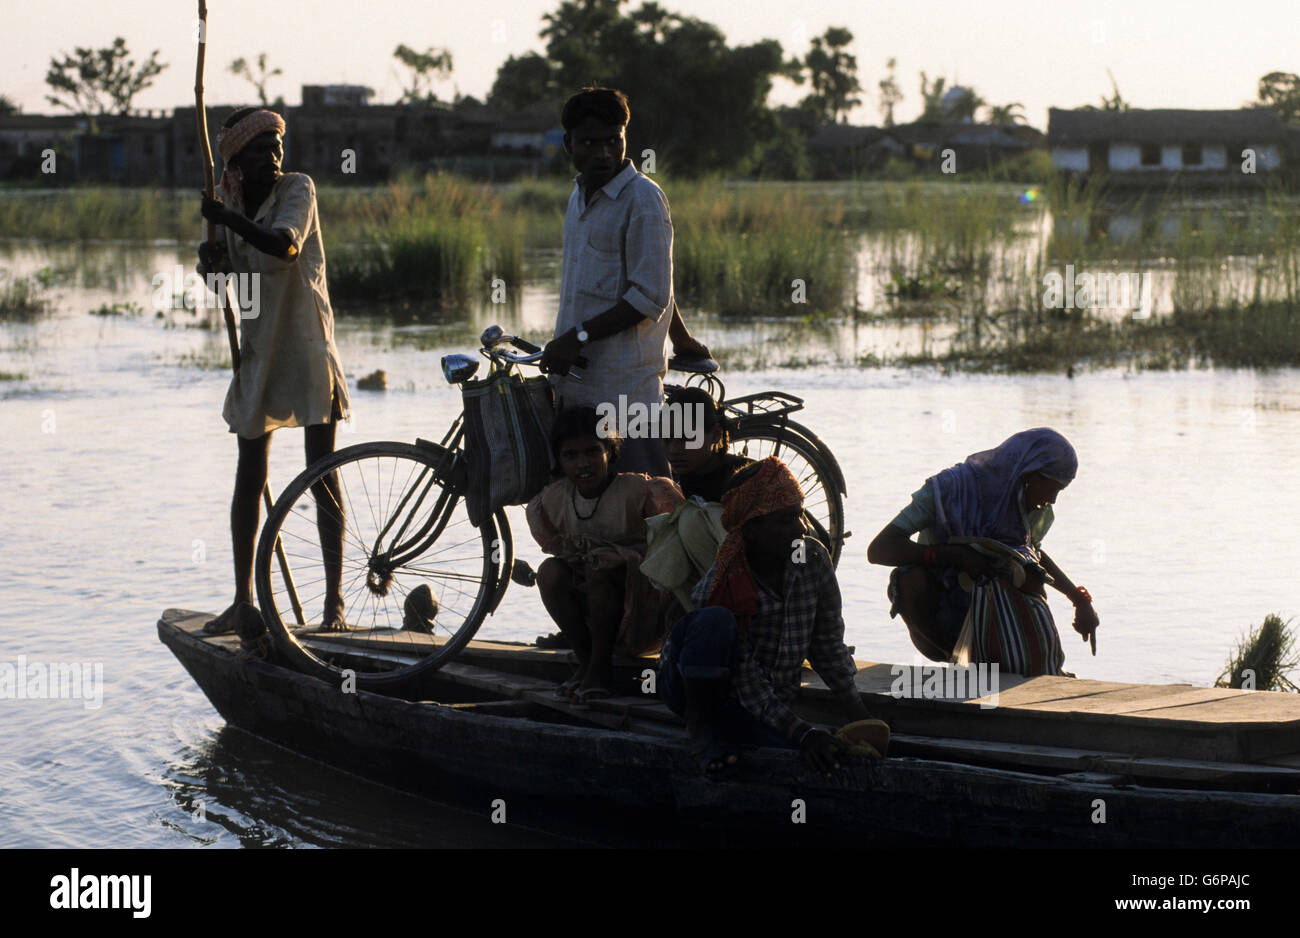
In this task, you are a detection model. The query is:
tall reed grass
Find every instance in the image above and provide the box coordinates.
[670,179,850,316]
[1216,613,1299,692]
[0,189,191,242]
[324,173,522,307]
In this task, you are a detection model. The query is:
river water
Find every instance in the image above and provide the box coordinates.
[2,240,1298,847]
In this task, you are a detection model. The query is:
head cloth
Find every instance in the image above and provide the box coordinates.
[214,109,286,217]
[705,457,803,631]
[929,427,1077,554]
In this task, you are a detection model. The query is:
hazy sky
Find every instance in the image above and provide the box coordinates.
[5,0,1298,128]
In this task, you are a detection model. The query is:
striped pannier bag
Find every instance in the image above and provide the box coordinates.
[949,537,1066,676]
[952,578,1066,676]
[460,370,555,528]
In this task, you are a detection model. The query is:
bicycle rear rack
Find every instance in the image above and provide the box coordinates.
[722,391,805,421]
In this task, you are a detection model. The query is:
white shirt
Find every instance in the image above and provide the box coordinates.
[552,160,674,410]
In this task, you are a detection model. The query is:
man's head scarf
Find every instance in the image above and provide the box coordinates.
[706,457,804,631]
[929,427,1077,555]
[215,109,286,217]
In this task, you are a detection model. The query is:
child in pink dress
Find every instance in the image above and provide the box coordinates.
[527,407,682,701]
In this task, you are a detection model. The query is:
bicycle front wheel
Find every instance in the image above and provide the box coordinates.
[254,440,498,691]
[730,421,845,566]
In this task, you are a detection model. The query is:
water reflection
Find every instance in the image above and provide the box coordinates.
[161,724,573,848]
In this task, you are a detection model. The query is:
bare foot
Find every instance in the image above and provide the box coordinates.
[203,603,241,635]
[686,723,738,778]
[557,663,588,698]
[320,599,349,632]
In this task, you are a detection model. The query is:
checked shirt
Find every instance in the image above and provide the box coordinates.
[691,537,860,743]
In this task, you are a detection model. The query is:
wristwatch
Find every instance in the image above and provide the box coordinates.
[575,322,589,344]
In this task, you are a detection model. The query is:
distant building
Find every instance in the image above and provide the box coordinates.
[1047,107,1290,183]
[806,124,897,177]
[76,115,173,184]
[301,85,372,108]
[0,114,80,179]
[0,85,565,185]
[0,113,171,183]
[806,120,1041,178]
[891,122,1040,170]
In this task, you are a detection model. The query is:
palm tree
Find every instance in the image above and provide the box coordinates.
[947,87,985,122]
[986,102,1026,125]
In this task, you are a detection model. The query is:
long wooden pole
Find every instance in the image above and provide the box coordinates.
[195,1,304,625]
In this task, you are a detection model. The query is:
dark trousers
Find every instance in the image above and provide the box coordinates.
[656,606,793,749]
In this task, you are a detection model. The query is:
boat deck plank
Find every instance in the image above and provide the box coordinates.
[1005,686,1244,714]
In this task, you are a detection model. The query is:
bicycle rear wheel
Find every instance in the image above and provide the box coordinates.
[729,421,845,566]
[254,440,498,691]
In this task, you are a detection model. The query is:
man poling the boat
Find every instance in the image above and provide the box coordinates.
[656,458,882,777]
[866,427,1100,676]
[197,106,351,636]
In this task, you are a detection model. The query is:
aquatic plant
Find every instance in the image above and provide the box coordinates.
[0,270,51,316]
[174,348,233,371]
[1215,613,1299,692]
[88,300,144,317]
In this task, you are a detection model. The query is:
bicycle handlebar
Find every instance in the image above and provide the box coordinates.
[481,329,587,375]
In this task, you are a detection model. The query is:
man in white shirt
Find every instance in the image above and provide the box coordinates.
[540,86,708,475]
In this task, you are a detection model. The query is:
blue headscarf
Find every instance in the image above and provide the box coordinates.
[928,428,1077,555]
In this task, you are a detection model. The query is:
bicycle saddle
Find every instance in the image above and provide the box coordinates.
[667,355,719,374]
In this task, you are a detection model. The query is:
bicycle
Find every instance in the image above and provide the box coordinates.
[254,326,848,694]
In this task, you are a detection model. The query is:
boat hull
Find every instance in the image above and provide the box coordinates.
[158,614,1300,847]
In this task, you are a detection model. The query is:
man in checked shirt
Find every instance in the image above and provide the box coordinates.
[539,86,710,475]
[656,458,874,776]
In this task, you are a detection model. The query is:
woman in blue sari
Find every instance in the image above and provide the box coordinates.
[866,428,1099,676]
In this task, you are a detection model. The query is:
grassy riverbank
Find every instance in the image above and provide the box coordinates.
[4,176,1300,369]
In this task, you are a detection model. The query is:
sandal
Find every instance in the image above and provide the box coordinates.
[574,686,613,705]
[534,632,572,650]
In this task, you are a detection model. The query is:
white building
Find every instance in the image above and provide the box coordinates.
[1047,108,1289,181]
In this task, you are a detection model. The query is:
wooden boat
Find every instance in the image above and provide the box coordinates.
[158,608,1300,847]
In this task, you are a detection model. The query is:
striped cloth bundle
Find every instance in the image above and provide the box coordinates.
[953,578,1066,676]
